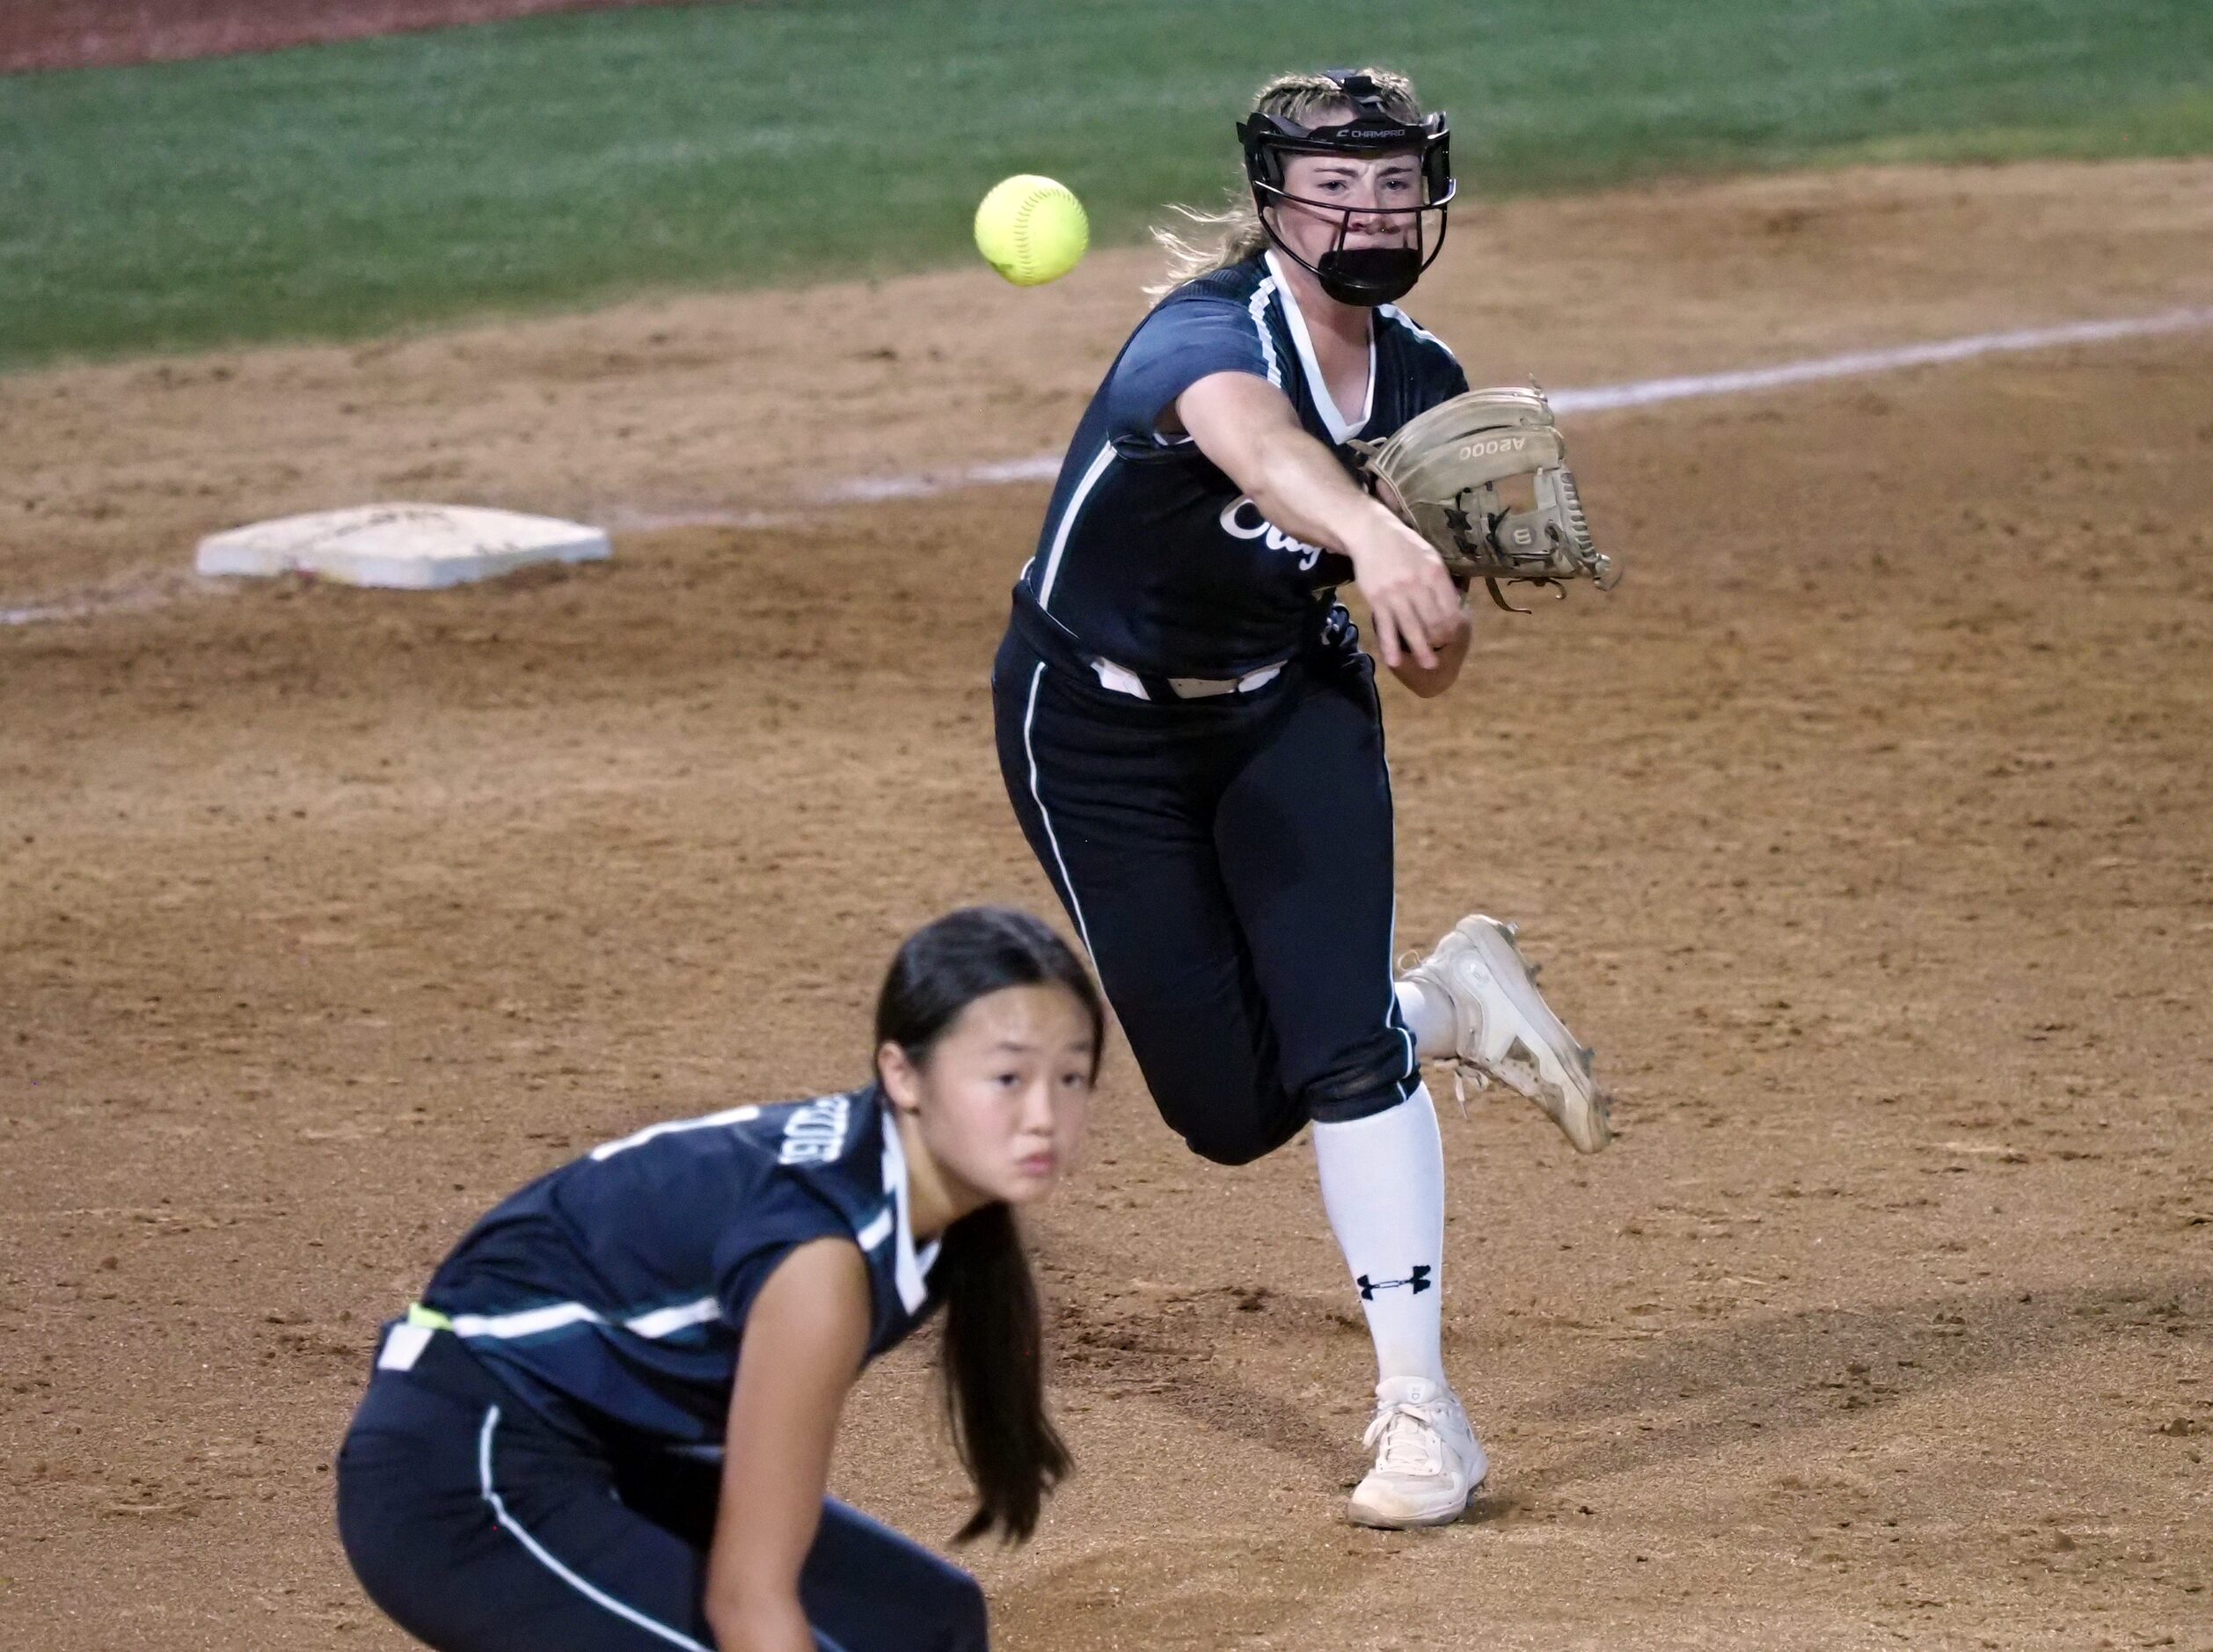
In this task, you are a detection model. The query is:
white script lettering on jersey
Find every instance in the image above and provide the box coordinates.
[1218,495,1326,571]
[778,1093,854,1165]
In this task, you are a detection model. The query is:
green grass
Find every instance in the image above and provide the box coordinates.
[2,0,2208,369]
[1830,85,2213,165]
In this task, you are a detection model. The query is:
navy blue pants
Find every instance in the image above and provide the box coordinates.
[336,1329,988,1652]
[992,596,1417,1166]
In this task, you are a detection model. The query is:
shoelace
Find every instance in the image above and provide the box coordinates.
[1362,1400,1448,1476]
[1445,1062,1491,1117]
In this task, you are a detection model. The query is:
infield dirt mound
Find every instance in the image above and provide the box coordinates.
[3,162,2210,1650]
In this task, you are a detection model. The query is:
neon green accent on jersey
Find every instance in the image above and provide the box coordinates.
[405,1302,454,1331]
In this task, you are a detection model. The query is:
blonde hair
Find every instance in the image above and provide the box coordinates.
[1145,68,1425,301]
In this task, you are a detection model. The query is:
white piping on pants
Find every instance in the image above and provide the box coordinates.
[475,1405,711,1652]
[1023,661,1097,960]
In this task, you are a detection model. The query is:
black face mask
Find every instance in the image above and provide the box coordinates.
[1314,244,1423,307]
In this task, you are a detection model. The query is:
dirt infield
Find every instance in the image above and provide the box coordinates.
[4,161,2211,1650]
[0,0,700,74]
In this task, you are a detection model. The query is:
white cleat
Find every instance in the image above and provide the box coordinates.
[1348,1377,1489,1529]
[1401,914,1614,1153]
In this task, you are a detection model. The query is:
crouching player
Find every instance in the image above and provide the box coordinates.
[335,907,1101,1652]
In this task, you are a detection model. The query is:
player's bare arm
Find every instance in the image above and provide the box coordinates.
[706,1238,873,1652]
[1175,369,1472,685]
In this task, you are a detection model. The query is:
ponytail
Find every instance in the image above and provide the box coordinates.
[936,1202,1069,1543]
[872,906,1101,1544]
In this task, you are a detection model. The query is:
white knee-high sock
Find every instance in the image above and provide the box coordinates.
[1312,1085,1447,1387]
[1395,979,1456,1063]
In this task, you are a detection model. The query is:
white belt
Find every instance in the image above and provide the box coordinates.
[1090,657,1286,701]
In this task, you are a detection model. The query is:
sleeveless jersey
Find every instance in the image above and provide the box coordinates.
[1019,249,1467,679]
[406,1085,938,1446]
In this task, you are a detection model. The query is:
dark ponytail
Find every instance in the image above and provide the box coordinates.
[935,1203,1064,1543]
[874,907,1103,1544]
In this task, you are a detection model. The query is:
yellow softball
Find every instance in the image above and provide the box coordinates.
[974,174,1089,287]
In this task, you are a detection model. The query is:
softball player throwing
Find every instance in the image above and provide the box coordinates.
[991,68,1611,1529]
[336,908,1101,1652]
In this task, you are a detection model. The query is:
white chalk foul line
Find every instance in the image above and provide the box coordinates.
[1548,304,2213,415]
[814,304,2213,507]
[820,453,1061,505]
[1,573,227,628]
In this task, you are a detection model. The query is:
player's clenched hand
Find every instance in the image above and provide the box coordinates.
[1345,510,1465,671]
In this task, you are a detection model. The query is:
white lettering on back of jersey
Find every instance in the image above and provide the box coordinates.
[1218,495,1326,571]
[778,1093,853,1166]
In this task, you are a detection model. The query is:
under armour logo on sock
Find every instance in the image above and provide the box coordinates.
[1355,1265,1432,1299]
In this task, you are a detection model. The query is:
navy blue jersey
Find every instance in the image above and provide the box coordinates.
[1019,250,1468,679]
[394,1086,939,1447]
